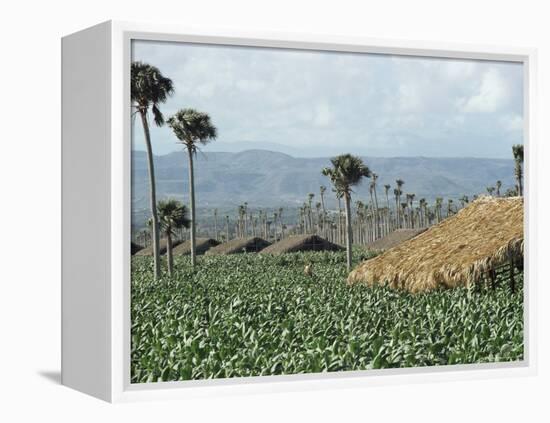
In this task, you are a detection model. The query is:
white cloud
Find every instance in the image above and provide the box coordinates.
[502,114,523,131]
[312,101,334,127]
[458,69,509,113]
[397,84,422,111]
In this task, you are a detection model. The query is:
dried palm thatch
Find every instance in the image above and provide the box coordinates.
[134,238,183,256]
[348,196,524,293]
[261,234,343,255]
[205,237,271,255]
[172,238,220,255]
[366,228,427,252]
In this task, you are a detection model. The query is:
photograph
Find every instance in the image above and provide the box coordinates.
[130,39,524,383]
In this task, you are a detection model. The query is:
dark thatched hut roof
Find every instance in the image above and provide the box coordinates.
[348,197,524,293]
[131,242,144,255]
[261,234,343,255]
[365,228,427,252]
[133,238,183,256]
[205,237,271,255]
[172,238,220,255]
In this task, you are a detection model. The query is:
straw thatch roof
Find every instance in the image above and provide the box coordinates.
[172,238,220,255]
[348,196,524,293]
[366,228,427,252]
[261,234,343,255]
[131,242,144,255]
[134,238,183,256]
[205,237,271,255]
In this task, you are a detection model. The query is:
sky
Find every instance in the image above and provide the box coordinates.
[131,40,523,159]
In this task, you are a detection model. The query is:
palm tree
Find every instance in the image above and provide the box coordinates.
[131,61,174,279]
[495,180,502,197]
[418,198,426,227]
[512,144,524,196]
[214,208,219,240]
[157,200,190,277]
[459,195,469,209]
[447,199,454,217]
[319,186,327,235]
[167,109,217,267]
[322,154,371,271]
[486,186,495,196]
[406,193,415,228]
[435,197,443,223]
[395,179,404,228]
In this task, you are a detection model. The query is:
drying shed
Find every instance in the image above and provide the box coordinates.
[348,197,524,293]
[261,234,343,255]
[205,237,271,255]
[172,238,220,255]
[366,228,427,252]
[131,242,144,255]
[133,238,183,256]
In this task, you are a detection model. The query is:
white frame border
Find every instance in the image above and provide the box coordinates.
[109,20,537,403]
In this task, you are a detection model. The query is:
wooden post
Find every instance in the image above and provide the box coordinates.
[508,253,516,293]
[489,268,497,290]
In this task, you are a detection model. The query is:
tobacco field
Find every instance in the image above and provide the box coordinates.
[131,251,524,383]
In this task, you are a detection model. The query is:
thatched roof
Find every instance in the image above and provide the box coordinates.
[131,242,144,255]
[366,228,427,252]
[348,196,524,293]
[172,238,220,255]
[133,238,183,256]
[205,237,271,255]
[261,234,343,254]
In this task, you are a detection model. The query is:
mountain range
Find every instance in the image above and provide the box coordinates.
[132,149,516,217]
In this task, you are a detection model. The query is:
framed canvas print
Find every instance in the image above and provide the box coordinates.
[61,21,537,402]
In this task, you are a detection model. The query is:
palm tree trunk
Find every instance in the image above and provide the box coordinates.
[139,111,161,279]
[166,232,174,277]
[186,148,197,267]
[214,209,218,240]
[344,193,353,272]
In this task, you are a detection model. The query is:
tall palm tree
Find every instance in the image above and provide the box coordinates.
[512,144,524,196]
[157,199,190,277]
[409,193,416,227]
[435,197,443,223]
[371,173,380,238]
[495,180,502,197]
[319,185,327,235]
[131,61,174,279]
[322,154,371,271]
[395,179,404,228]
[167,108,217,267]
[459,195,469,209]
[418,198,426,227]
[213,208,219,240]
[486,186,495,196]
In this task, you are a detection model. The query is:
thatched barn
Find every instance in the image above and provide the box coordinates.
[131,242,144,255]
[365,228,426,252]
[205,237,271,255]
[134,238,183,256]
[261,234,343,255]
[172,238,220,255]
[348,197,524,293]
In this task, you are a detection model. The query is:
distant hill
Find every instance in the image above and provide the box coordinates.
[132,149,516,217]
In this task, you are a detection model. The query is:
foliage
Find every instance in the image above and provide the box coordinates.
[167,108,218,152]
[131,61,174,126]
[157,199,190,236]
[321,154,371,198]
[131,251,523,383]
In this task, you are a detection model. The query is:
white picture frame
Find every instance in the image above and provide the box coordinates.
[61,20,538,403]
